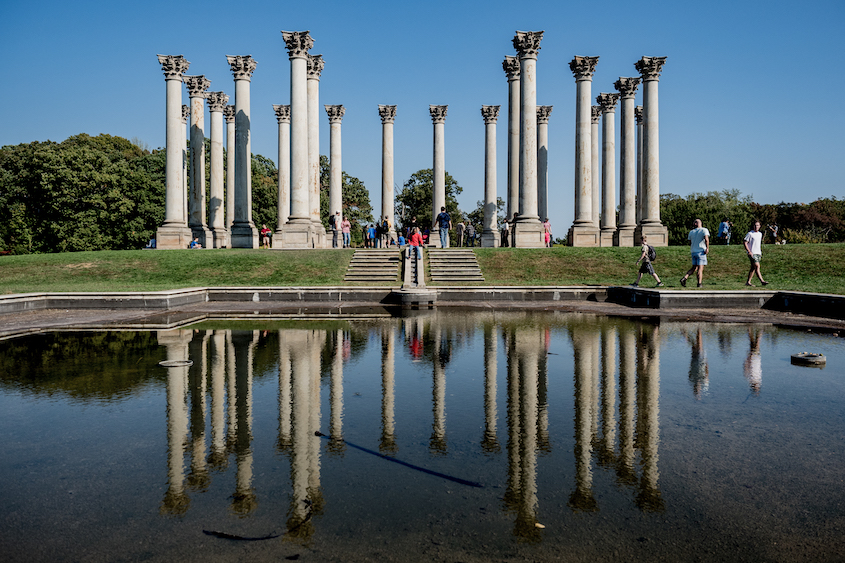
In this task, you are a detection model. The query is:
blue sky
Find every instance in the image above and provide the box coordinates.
[1,0,843,231]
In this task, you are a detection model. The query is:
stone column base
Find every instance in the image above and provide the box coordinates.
[634,223,669,247]
[311,224,328,249]
[480,230,500,248]
[155,225,193,249]
[190,227,213,249]
[614,227,636,247]
[567,224,600,247]
[513,219,545,248]
[210,228,230,249]
[600,229,616,247]
[274,222,318,249]
[230,223,258,248]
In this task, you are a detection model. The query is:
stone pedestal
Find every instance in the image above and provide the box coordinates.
[429,105,447,248]
[568,56,600,247]
[207,91,230,248]
[183,74,212,247]
[307,54,327,248]
[481,105,500,247]
[597,92,619,247]
[273,105,291,248]
[614,77,640,247]
[635,56,668,246]
[502,56,520,222]
[227,55,258,248]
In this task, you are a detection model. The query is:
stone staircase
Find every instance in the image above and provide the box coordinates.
[427,248,484,283]
[344,249,401,283]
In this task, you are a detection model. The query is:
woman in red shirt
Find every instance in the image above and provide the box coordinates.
[409,227,424,259]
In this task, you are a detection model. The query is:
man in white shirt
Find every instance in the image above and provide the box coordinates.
[743,221,769,287]
[680,218,710,288]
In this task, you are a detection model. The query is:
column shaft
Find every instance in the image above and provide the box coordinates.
[537,110,549,222]
[189,94,209,242]
[615,76,639,247]
[382,120,393,228]
[208,94,228,248]
[591,109,600,228]
[290,57,310,221]
[273,105,291,245]
[329,120,342,219]
[634,57,668,246]
[567,56,601,247]
[601,109,616,241]
[182,105,189,228]
[232,77,256,246]
[636,107,644,225]
[504,57,520,221]
[225,106,235,228]
[481,106,500,247]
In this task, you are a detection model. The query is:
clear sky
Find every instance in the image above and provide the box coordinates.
[1,0,843,231]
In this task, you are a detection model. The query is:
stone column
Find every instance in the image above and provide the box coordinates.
[635,105,644,226]
[430,105,447,247]
[207,91,229,248]
[325,105,345,235]
[597,92,620,247]
[183,74,212,247]
[614,77,640,246]
[307,55,327,248]
[537,105,552,223]
[567,56,600,247]
[181,104,189,227]
[502,56,520,221]
[379,105,396,238]
[513,31,544,248]
[272,105,290,247]
[634,56,669,246]
[226,55,259,248]
[155,55,192,249]
[481,105,500,247]
[224,105,236,228]
[279,31,315,248]
[591,106,601,229]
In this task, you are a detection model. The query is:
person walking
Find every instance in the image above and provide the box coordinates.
[260,224,271,249]
[456,220,465,247]
[543,218,552,247]
[501,218,510,247]
[409,226,423,259]
[680,218,710,288]
[744,220,769,287]
[465,222,476,247]
[632,235,663,287]
[434,206,452,248]
[340,216,351,248]
[330,211,341,248]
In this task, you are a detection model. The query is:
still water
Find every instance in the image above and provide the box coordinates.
[1,312,844,562]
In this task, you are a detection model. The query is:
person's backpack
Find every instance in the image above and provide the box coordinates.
[382,220,389,234]
[647,245,657,261]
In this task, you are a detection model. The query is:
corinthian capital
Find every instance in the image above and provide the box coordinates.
[591,105,602,124]
[325,105,345,123]
[429,105,448,124]
[635,56,667,81]
[157,55,190,79]
[181,104,189,124]
[569,56,599,81]
[513,31,544,59]
[596,93,620,113]
[182,75,211,97]
[378,105,397,124]
[502,56,520,80]
[635,105,643,124]
[224,105,236,123]
[206,91,229,112]
[282,30,313,59]
[273,104,291,123]
[537,105,553,124]
[226,55,257,80]
[481,105,500,124]
[614,77,641,98]
[307,55,324,79]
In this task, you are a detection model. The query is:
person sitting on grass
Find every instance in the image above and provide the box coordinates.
[189,237,202,249]
[632,235,663,288]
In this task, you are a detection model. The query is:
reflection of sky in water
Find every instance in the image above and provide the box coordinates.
[1,314,844,562]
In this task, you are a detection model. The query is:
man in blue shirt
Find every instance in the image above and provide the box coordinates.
[434,206,452,248]
[680,218,710,288]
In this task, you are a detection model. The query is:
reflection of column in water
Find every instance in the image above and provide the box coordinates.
[569,323,598,511]
[514,326,541,541]
[504,327,521,509]
[277,331,292,451]
[208,330,228,469]
[616,322,638,486]
[329,329,346,454]
[636,323,664,512]
[589,326,600,450]
[288,330,316,539]
[380,325,397,454]
[231,330,257,516]
[308,330,324,509]
[159,329,192,516]
[430,324,447,455]
[536,327,551,454]
[187,331,210,490]
[226,330,237,450]
[481,323,500,454]
[687,327,709,400]
[598,323,617,466]
[743,327,762,395]
[717,327,732,358]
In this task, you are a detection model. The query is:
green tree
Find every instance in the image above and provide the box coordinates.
[318,155,373,244]
[395,169,463,234]
[466,197,505,232]
[660,189,754,245]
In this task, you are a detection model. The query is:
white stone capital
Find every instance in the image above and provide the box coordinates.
[182,75,210,98]
[307,54,324,79]
[591,105,602,124]
[502,55,520,79]
[614,77,641,98]
[226,55,257,81]
[481,105,500,124]
[378,105,396,124]
[513,30,544,59]
[282,30,313,59]
[157,54,189,79]
[429,105,448,124]
[206,91,229,112]
[596,93,619,113]
[635,105,643,124]
[325,104,345,123]
[635,56,667,81]
[537,105,553,124]
[223,105,235,123]
[570,56,599,81]
[273,104,291,123]
[181,104,189,124]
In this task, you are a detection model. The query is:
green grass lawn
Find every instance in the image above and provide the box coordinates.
[0,244,842,295]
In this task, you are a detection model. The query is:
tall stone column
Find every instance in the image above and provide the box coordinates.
[207,91,229,248]
[227,55,258,248]
[430,105,447,247]
[614,77,640,246]
[481,105,500,247]
[181,104,189,227]
[325,105,345,230]
[224,105,236,228]
[597,93,620,247]
[567,56,600,247]
[183,74,212,247]
[378,105,396,236]
[279,31,316,248]
[272,105,291,248]
[502,56,520,221]
[634,56,669,246]
[636,105,644,226]
[537,105,552,223]
[591,106,601,229]
[513,31,544,248]
[155,55,192,249]
[307,55,327,248]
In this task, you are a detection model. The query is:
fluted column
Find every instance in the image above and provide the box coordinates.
[614,78,640,246]
[182,104,189,227]
[591,106,601,229]
[183,74,212,247]
[430,105,447,248]
[635,106,644,226]
[224,105,236,228]
[568,56,600,247]
[272,105,291,246]
[634,56,669,246]
[481,105,500,247]
[379,105,396,237]
[207,91,229,248]
[597,93,620,246]
[227,55,258,248]
[325,105,345,234]
[537,105,552,223]
[155,55,192,249]
[307,55,327,247]
[503,56,520,221]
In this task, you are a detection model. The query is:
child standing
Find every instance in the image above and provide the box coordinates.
[632,236,664,287]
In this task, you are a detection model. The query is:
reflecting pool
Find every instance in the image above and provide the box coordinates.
[1,312,844,562]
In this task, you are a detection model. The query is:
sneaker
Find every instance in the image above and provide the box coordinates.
[656,282,664,287]
[745,282,754,287]
[697,283,702,288]
[680,277,687,287]
[631,283,638,287]
[761,281,769,286]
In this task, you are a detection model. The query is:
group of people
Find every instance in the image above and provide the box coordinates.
[717,218,783,246]
[633,218,770,288]
[500,216,554,247]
